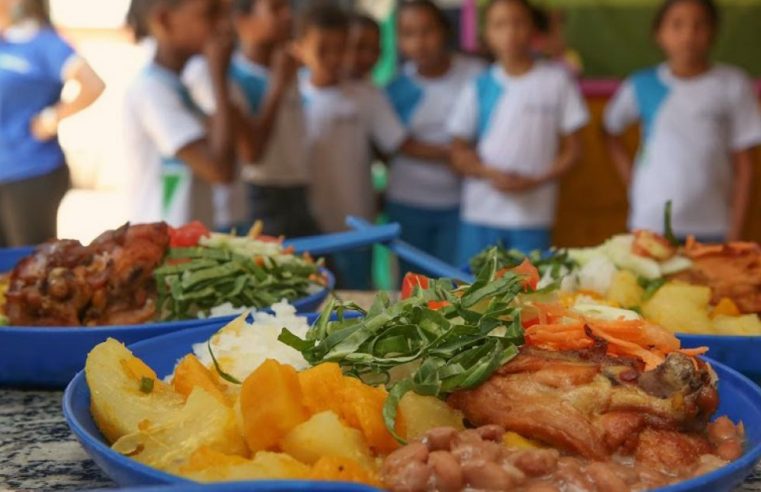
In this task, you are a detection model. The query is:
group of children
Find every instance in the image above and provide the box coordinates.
[122,0,761,289]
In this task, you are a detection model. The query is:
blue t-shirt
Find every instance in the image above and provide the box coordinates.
[0,26,75,183]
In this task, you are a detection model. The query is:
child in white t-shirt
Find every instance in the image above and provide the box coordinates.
[448,0,588,265]
[386,0,485,268]
[294,4,407,289]
[605,0,761,242]
[124,0,235,227]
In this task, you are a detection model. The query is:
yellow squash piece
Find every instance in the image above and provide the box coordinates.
[239,359,308,453]
[280,411,375,469]
[172,354,230,406]
[309,456,383,487]
[86,339,185,443]
[397,391,465,441]
[178,447,309,482]
[642,282,714,334]
[111,387,247,471]
[606,270,644,308]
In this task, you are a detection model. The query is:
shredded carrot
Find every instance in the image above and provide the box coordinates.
[685,236,761,258]
[523,302,703,370]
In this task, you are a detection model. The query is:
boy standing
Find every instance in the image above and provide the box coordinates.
[124,0,235,227]
[294,4,407,288]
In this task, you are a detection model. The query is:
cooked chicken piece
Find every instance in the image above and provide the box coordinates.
[448,347,717,462]
[671,241,761,314]
[4,222,169,326]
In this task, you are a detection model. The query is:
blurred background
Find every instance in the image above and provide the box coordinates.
[52,0,761,245]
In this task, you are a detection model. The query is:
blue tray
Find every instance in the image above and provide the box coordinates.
[0,245,35,272]
[679,333,761,384]
[0,269,333,388]
[64,320,761,491]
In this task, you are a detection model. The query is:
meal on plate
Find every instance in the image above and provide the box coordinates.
[469,222,761,336]
[0,221,324,327]
[84,254,746,491]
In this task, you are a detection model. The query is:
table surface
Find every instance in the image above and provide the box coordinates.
[3,290,761,491]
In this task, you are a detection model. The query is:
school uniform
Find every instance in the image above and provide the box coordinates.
[605,63,761,240]
[0,21,78,245]
[385,55,485,267]
[123,63,212,227]
[448,61,589,264]
[300,77,407,289]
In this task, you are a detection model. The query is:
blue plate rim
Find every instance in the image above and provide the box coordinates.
[1,268,333,334]
[63,347,761,491]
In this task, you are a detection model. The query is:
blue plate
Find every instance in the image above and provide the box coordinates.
[0,269,334,388]
[0,245,35,272]
[64,321,761,491]
[678,334,761,383]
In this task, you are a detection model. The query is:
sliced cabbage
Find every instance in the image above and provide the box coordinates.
[572,303,642,321]
[659,255,693,275]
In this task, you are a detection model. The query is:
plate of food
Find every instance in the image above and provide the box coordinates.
[0,221,334,387]
[64,260,761,491]
[466,224,761,380]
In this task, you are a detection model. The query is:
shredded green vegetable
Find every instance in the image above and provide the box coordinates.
[663,200,680,246]
[279,254,525,442]
[154,245,320,320]
[208,340,242,385]
[139,377,154,394]
[469,245,576,284]
[638,276,667,301]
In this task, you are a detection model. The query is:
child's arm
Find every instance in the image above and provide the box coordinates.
[451,138,499,179]
[240,46,299,164]
[398,139,452,164]
[605,132,634,187]
[491,130,582,192]
[728,148,755,241]
[176,32,236,184]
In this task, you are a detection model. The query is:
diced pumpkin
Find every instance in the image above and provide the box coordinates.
[712,297,741,318]
[172,354,229,405]
[120,355,157,381]
[298,363,401,454]
[398,392,465,441]
[239,359,308,452]
[280,411,375,469]
[309,456,383,487]
[178,447,309,482]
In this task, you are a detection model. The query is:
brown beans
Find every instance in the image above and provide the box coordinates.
[585,462,630,492]
[423,427,458,452]
[462,460,518,491]
[390,461,431,492]
[451,439,502,464]
[509,449,560,477]
[524,484,561,492]
[476,424,506,442]
[428,451,463,492]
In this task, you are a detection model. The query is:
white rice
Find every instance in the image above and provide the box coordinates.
[191,300,312,383]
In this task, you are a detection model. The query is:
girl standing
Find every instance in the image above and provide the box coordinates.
[448,0,588,263]
[385,0,484,267]
[0,0,104,246]
[605,0,761,242]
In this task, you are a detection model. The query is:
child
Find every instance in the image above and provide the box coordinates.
[184,0,318,237]
[448,0,588,264]
[123,0,235,227]
[345,13,382,82]
[604,0,761,242]
[385,0,485,267]
[294,3,408,289]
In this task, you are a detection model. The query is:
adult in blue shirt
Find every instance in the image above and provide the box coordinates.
[0,0,104,246]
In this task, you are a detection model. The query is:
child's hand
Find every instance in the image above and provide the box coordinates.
[205,18,235,75]
[491,172,541,193]
[271,44,299,93]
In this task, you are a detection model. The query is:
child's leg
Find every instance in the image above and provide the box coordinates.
[457,221,496,267]
[504,228,552,254]
[387,202,437,275]
[331,248,373,291]
[432,208,461,266]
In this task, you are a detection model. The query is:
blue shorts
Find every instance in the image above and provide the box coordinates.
[386,202,460,270]
[457,222,551,266]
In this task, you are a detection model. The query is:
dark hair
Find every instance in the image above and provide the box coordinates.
[398,0,451,35]
[653,0,720,31]
[127,0,150,40]
[484,0,544,28]
[297,1,349,38]
[349,13,380,36]
[16,0,50,25]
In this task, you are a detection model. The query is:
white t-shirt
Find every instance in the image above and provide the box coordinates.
[386,55,486,209]
[123,63,211,227]
[448,62,589,229]
[300,78,407,232]
[605,64,761,237]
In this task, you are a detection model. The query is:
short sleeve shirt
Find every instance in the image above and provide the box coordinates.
[300,78,407,232]
[605,64,761,237]
[385,55,486,209]
[448,62,589,229]
[0,22,77,183]
[123,63,210,227]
